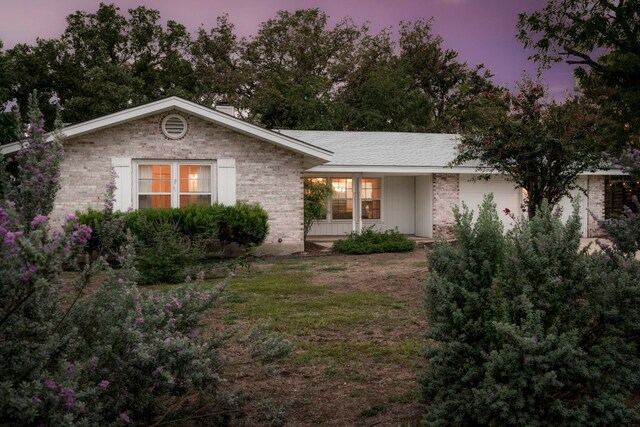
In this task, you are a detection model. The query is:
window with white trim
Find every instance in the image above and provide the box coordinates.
[361,178,381,219]
[307,177,382,221]
[136,161,214,209]
[331,178,353,220]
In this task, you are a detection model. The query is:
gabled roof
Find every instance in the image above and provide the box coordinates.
[1,97,333,168]
[279,130,474,173]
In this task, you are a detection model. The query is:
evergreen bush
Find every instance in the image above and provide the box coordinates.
[77,202,269,256]
[135,219,193,284]
[419,195,640,425]
[217,202,269,249]
[333,227,416,254]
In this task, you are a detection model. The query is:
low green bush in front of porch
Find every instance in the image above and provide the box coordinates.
[332,228,416,254]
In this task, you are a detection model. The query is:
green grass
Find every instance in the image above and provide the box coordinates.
[224,271,397,335]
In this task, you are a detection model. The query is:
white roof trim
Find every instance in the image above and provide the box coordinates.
[0,97,333,167]
[306,165,625,175]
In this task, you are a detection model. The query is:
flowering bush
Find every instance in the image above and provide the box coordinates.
[7,92,64,229]
[419,194,640,425]
[1,93,291,426]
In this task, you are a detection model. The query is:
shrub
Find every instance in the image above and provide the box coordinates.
[332,227,416,254]
[303,178,332,240]
[78,202,269,256]
[217,202,269,249]
[135,219,193,284]
[0,102,287,425]
[7,92,63,229]
[419,195,640,425]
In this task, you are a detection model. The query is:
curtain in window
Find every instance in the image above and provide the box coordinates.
[179,165,212,207]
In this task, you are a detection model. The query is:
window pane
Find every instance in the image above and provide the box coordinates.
[332,178,352,199]
[332,199,353,220]
[139,195,171,209]
[362,200,381,219]
[331,178,353,220]
[361,178,381,219]
[139,164,171,193]
[179,165,211,193]
[180,195,211,207]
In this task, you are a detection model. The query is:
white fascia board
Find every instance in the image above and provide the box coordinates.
[1,97,333,165]
[305,164,626,176]
[306,165,486,174]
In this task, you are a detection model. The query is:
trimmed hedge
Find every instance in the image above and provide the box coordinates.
[332,228,416,254]
[77,202,269,255]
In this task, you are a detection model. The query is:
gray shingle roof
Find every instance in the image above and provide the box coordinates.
[279,130,468,168]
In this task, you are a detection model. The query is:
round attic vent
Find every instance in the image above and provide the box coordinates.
[161,114,187,139]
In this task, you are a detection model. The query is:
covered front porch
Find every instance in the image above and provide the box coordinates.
[305,173,434,239]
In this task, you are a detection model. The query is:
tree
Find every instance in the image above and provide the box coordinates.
[191,15,246,107]
[337,29,435,131]
[3,3,196,127]
[399,19,498,133]
[518,0,640,152]
[454,77,605,219]
[241,8,362,129]
[303,178,332,241]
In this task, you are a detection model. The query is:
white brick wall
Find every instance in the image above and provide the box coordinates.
[432,173,459,238]
[52,110,304,254]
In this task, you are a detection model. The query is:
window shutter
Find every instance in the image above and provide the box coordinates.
[217,159,236,205]
[111,157,132,212]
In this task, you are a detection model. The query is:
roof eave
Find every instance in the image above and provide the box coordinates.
[0,97,333,165]
[305,164,626,175]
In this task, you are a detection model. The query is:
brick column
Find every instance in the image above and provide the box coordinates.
[587,175,605,237]
[432,173,459,238]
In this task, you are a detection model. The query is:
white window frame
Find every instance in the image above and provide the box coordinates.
[307,176,384,223]
[133,160,217,209]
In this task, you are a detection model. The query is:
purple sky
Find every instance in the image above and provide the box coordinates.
[0,0,576,98]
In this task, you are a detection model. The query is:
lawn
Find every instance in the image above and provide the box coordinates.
[201,250,429,426]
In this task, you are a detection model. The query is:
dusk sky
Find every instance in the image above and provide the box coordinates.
[0,0,577,98]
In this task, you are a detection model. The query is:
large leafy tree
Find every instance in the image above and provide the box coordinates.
[399,19,498,133]
[454,77,605,219]
[1,5,499,134]
[518,0,640,152]
[241,8,362,129]
[191,15,246,107]
[3,3,195,127]
[337,29,435,131]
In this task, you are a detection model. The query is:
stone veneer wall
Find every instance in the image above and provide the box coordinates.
[432,173,459,238]
[51,110,305,254]
[587,175,605,237]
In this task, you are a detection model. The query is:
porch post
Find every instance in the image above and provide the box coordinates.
[353,173,363,233]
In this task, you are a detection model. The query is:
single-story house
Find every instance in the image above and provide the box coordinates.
[0,97,625,254]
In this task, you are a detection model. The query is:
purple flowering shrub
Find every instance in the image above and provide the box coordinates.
[420,195,640,425]
[0,201,238,425]
[8,92,64,229]
[0,99,250,425]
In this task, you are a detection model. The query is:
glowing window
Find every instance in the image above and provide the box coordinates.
[137,162,213,209]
